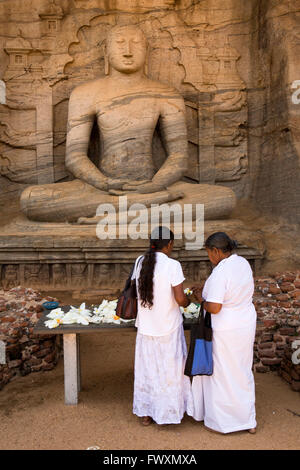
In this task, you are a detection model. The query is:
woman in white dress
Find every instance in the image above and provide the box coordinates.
[190,232,257,434]
[132,226,193,426]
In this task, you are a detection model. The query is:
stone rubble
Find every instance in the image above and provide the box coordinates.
[0,286,61,391]
[253,271,300,392]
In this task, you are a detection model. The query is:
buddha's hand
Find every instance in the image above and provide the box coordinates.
[108,179,151,195]
[107,178,129,191]
[122,181,165,193]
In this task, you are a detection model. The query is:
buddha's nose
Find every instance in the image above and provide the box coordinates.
[123,42,133,57]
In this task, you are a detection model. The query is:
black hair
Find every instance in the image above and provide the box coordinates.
[138,226,174,308]
[204,232,238,253]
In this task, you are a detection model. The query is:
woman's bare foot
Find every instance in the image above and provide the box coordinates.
[141,416,153,426]
[248,428,256,434]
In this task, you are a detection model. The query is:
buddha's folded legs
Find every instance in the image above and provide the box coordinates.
[170,182,236,220]
[20,179,236,223]
[20,179,113,222]
[20,179,183,223]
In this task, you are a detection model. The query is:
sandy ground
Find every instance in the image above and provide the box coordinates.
[0,329,299,451]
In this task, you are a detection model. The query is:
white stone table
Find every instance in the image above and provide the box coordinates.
[34,306,195,405]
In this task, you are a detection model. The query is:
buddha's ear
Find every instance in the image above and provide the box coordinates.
[144,44,150,77]
[103,41,110,76]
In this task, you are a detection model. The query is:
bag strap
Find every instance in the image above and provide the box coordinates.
[125,255,143,288]
[197,301,204,324]
[197,301,211,328]
[131,255,143,280]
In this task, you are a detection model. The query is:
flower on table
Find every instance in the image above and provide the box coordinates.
[46,308,65,320]
[91,299,118,323]
[61,311,89,326]
[69,302,91,318]
[44,298,127,328]
[45,318,63,329]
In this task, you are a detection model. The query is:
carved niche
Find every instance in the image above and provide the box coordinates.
[0,1,249,199]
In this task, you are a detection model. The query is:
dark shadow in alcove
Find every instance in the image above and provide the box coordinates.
[88,118,102,169]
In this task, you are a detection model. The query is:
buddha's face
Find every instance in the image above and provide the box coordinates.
[106,26,147,74]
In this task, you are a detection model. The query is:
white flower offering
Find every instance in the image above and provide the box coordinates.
[44,299,128,328]
[180,302,200,319]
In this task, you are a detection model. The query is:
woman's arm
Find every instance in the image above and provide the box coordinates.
[203,301,222,315]
[172,283,190,308]
[192,287,222,315]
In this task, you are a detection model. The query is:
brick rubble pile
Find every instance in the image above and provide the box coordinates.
[253,271,300,392]
[0,286,61,391]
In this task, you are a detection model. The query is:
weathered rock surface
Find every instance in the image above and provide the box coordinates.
[0,0,299,274]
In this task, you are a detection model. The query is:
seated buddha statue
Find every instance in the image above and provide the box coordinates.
[20,24,236,223]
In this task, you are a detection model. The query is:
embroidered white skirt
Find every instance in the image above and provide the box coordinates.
[133,324,193,425]
[189,323,257,433]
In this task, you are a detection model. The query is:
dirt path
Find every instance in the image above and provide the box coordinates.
[0,330,299,450]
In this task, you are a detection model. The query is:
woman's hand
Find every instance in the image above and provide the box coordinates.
[173,283,190,308]
[191,286,203,303]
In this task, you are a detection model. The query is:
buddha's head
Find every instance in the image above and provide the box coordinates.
[105,25,148,75]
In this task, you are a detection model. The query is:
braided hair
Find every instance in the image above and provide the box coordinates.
[138,226,174,308]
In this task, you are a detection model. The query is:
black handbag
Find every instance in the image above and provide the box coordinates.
[184,302,213,377]
[116,256,142,320]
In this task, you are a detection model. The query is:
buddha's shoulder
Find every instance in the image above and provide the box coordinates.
[69,77,183,100]
[143,78,182,97]
[69,77,109,98]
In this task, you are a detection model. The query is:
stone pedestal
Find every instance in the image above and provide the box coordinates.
[0,215,264,293]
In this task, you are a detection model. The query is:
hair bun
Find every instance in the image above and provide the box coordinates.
[230,239,238,250]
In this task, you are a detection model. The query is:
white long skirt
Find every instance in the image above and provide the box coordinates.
[189,324,257,433]
[133,324,193,425]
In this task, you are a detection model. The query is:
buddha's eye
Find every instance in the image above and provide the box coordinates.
[116,38,125,44]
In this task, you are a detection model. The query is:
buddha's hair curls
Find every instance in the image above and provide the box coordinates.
[204,232,238,253]
[138,226,174,309]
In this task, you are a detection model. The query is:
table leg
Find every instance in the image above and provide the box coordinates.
[63,333,79,405]
[77,333,81,392]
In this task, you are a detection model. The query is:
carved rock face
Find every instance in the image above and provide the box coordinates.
[106,25,147,75]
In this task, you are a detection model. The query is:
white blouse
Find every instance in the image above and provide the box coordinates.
[131,252,185,336]
[202,254,257,331]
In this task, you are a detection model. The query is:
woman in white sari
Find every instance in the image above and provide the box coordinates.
[190,232,257,434]
[132,226,193,426]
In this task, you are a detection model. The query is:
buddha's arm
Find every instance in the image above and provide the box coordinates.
[152,94,188,188]
[65,88,108,191]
